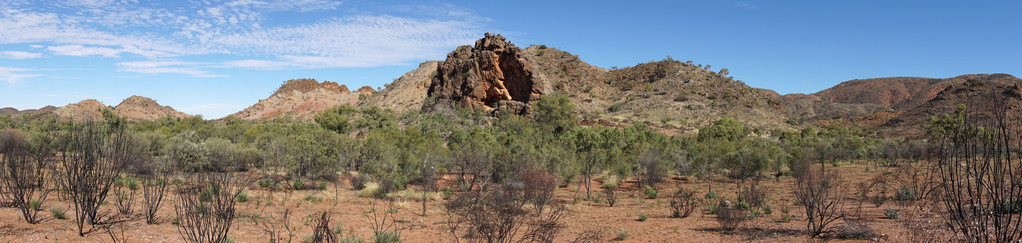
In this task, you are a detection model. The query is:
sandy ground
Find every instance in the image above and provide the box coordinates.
[0,163,948,242]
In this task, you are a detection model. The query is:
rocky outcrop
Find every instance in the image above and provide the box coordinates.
[355,86,376,94]
[234,79,363,120]
[113,96,191,121]
[428,33,543,115]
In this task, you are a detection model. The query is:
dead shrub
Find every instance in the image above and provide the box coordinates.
[669,187,698,218]
[716,206,746,232]
[174,172,246,243]
[444,168,566,243]
[792,159,845,238]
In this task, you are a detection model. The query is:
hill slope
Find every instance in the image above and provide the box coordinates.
[358,61,439,114]
[113,96,191,121]
[234,79,374,120]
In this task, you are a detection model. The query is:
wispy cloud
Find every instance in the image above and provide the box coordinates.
[735,2,758,10]
[0,50,43,59]
[0,1,482,75]
[116,60,226,78]
[0,67,41,84]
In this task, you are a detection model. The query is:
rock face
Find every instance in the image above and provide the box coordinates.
[234,79,362,120]
[113,96,191,121]
[428,33,543,115]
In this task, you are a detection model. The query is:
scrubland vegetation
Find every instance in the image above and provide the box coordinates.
[0,95,1019,242]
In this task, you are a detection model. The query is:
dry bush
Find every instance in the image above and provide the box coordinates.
[363,200,401,243]
[141,173,168,224]
[444,168,567,243]
[833,219,877,240]
[58,123,136,236]
[312,212,337,243]
[669,187,698,218]
[792,159,845,238]
[604,186,617,207]
[933,104,1022,242]
[716,206,746,232]
[252,207,294,243]
[174,172,246,243]
[737,180,766,208]
[113,177,136,215]
[570,228,605,243]
[0,134,50,224]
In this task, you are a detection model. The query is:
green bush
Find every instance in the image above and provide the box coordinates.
[292,180,305,191]
[614,230,629,241]
[318,181,328,191]
[643,185,658,199]
[50,208,66,219]
[28,199,42,211]
[373,231,401,243]
[884,209,900,219]
[258,178,274,189]
[637,212,648,222]
[895,186,916,201]
[705,191,718,200]
[236,192,249,203]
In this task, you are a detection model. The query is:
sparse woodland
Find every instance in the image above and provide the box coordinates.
[0,93,1020,242]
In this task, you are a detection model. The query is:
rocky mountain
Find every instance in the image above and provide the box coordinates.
[113,96,191,121]
[234,79,374,120]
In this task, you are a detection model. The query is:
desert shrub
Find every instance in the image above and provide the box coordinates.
[318,182,328,191]
[669,187,698,218]
[311,212,337,243]
[141,173,168,224]
[51,208,67,219]
[894,186,916,201]
[259,178,274,189]
[716,207,746,231]
[737,180,766,208]
[444,168,566,243]
[58,124,137,236]
[0,137,50,224]
[350,174,369,191]
[604,187,617,207]
[637,212,648,222]
[643,185,658,199]
[292,179,305,191]
[834,219,878,240]
[236,191,248,203]
[792,159,845,238]
[884,209,900,219]
[174,172,247,243]
[614,230,629,241]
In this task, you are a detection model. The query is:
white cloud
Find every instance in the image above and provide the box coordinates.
[0,51,43,59]
[736,2,758,10]
[0,67,41,84]
[46,45,121,57]
[0,1,483,70]
[116,60,226,78]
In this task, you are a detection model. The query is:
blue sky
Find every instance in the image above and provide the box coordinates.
[1,1,1019,118]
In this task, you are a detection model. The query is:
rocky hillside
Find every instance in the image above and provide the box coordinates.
[374,33,795,133]
[113,96,191,121]
[52,99,108,120]
[49,96,191,121]
[234,79,373,120]
[785,74,1021,138]
[358,61,439,114]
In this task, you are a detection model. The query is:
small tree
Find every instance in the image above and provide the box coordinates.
[444,168,566,243]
